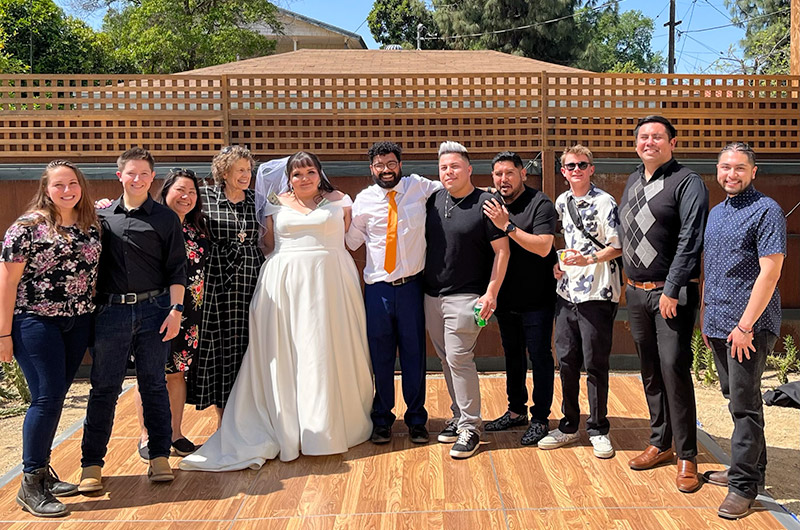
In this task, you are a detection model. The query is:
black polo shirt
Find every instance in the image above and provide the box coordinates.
[96,196,187,295]
[496,186,557,312]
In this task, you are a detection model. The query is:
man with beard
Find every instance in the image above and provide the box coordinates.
[347,141,442,444]
[482,151,558,447]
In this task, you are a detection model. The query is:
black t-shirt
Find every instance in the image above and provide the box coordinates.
[424,188,506,296]
[496,186,557,312]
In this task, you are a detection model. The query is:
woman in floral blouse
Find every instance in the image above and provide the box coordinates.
[0,160,101,517]
[132,169,210,459]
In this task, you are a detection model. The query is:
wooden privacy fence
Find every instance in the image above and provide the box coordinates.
[0,72,798,161]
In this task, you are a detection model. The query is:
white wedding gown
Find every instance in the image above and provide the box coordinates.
[179,196,373,471]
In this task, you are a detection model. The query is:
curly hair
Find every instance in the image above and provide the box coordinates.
[211,145,255,188]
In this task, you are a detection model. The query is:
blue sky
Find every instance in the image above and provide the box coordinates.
[59,0,745,74]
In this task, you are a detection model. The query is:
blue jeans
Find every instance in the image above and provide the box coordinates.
[81,293,172,467]
[495,305,555,424]
[13,313,92,473]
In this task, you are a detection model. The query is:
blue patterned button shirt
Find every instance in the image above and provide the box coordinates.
[555,184,622,304]
[703,185,786,339]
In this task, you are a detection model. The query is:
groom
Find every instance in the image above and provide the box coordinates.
[347,141,442,445]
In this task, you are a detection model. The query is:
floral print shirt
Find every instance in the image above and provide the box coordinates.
[1,215,102,316]
[555,184,622,304]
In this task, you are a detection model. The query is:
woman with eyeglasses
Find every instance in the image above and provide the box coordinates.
[191,146,264,427]
[131,169,210,459]
[0,160,101,517]
[179,151,372,471]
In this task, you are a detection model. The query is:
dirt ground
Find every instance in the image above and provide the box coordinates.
[0,373,797,516]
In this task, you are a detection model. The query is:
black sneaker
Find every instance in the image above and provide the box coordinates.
[437,418,459,443]
[171,437,197,456]
[484,411,529,432]
[409,424,429,444]
[138,441,150,463]
[371,424,392,444]
[520,422,549,446]
[450,430,480,459]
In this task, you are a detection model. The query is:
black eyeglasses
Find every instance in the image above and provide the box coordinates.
[564,162,591,171]
[169,167,196,177]
[371,161,399,171]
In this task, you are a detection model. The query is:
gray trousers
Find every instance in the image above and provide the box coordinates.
[424,293,483,433]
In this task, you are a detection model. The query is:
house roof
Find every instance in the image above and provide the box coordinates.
[272,8,367,48]
[179,49,587,75]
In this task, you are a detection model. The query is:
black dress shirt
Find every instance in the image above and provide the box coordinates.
[96,196,187,295]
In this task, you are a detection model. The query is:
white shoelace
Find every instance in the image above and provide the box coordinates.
[455,430,474,446]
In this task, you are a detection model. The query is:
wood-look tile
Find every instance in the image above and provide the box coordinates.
[508,507,783,530]
[0,374,790,530]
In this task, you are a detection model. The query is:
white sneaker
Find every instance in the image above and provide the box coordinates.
[537,429,579,450]
[589,434,615,459]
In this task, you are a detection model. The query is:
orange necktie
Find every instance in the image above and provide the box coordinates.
[384,190,398,274]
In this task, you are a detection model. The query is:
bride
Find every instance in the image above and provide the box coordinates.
[179,151,373,471]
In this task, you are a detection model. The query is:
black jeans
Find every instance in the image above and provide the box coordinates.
[554,298,617,436]
[626,283,699,459]
[709,331,775,500]
[495,305,555,424]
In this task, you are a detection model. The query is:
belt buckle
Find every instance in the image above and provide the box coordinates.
[124,293,137,304]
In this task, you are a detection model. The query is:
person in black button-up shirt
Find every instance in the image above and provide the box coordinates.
[80,148,186,491]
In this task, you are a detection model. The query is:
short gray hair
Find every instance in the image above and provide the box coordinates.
[718,142,756,166]
[438,141,470,162]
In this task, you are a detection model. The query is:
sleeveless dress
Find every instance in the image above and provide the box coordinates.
[179,195,373,471]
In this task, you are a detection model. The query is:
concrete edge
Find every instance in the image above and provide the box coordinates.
[696,427,800,528]
[0,383,135,491]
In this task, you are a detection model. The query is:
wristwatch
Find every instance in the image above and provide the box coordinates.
[590,253,598,264]
[171,303,184,313]
[504,222,517,234]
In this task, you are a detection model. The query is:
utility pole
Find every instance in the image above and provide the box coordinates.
[792,0,799,75]
[664,0,682,73]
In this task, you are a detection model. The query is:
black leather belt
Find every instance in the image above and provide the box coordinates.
[106,289,165,305]
[389,273,422,286]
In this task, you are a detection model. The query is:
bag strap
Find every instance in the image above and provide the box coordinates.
[566,195,606,250]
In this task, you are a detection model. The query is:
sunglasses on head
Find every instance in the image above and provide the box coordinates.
[564,162,591,171]
[169,167,196,177]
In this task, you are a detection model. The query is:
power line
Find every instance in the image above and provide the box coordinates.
[420,0,625,41]
[676,0,698,71]
[702,0,735,24]
[679,7,790,34]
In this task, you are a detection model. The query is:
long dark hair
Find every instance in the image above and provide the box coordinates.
[159,169,210,239]
[19,160,99,236]
[285,151,335,194]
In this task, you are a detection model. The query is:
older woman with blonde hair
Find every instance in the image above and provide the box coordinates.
[0,160,101,517]
[190,146,264,426]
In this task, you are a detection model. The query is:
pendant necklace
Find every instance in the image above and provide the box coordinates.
[226,198,247,243]
[444,193,469,218]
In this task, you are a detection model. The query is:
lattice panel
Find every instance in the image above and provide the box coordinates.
[227,114,543,158]
[0,76,223,113]
[226,74,543,114]
[0,115,225,157]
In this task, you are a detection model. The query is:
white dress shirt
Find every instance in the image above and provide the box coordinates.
[346,174,442,284]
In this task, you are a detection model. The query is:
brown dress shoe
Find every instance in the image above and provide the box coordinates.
[718,491,753,520]
[676,459,700,493]
[703,468,728,487]
[628,445,675,470]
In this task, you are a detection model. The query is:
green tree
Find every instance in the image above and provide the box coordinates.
[368,0,442,49]
[431,0,584,65]
[0,0,109,73]
[726,0,790,74]
[100,0,280,74]
[575,7,664,73]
